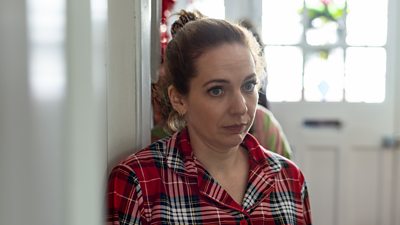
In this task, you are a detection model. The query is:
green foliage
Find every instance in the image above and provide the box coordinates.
[304,1,345,27]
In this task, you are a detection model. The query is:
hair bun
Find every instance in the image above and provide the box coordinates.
[171,10,204,37]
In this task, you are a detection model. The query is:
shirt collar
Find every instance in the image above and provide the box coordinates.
[162,128,197,178]
[243,133,282,175]
[163,127,282,179]
[162,128,284,210]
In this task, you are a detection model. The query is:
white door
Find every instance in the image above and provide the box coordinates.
[270,101,398,225]
[394,146,400,225]
[262,0,400,224]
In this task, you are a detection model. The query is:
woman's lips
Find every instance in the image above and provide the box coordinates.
[223,124,247,133]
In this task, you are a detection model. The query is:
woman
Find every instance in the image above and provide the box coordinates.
[107,10,312,225]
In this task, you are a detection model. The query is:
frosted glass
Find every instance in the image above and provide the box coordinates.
[186,0,225,19]
[262,0,303,45]
[265,46,303,102]
[262,0,388,103]
[346,0,388,46]
[345,47,386,103]
[306,21,340,46]
[305,0,346,46]
[304,48,344,101]
[305,0,346,8]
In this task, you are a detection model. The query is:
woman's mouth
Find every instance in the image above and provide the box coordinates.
[223,124,248,134]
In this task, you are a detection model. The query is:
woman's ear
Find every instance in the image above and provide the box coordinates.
[168,85,187,115]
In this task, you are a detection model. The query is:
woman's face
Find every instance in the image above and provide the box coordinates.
[182,43,259,149]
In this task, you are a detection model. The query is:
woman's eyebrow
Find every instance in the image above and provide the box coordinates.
[202,79,229,87]
[244,73,257,81]
[202,73,258,87]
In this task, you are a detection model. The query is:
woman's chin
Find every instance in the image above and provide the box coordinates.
[220,133,246,148]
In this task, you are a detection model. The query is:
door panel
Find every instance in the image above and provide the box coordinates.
[394,149,400,225]
[303,147,338,225]
[270,102,395,225]
[346,148,380,225]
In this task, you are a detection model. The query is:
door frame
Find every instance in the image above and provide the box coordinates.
[107,0,153,167]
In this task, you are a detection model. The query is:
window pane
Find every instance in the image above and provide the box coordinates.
[305,0,346,46]
[262,0,303,45]
[304,48,344,102]
[171,0,225,19]
[190,0,225,19]
[265,46,303,102]
[346,0,388,46]
[345,47,386,103]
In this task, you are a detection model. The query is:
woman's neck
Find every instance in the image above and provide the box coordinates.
[190,136,247,174]
[190,135,250,204]
[185,125,249,175]
[195,147,242,171]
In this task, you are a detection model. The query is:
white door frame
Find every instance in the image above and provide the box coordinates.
[107,0,152,167]
[390,0,400,223]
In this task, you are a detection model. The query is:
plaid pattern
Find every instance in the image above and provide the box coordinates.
[107,128,312,225]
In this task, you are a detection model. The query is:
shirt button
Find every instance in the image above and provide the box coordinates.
[240,220,248,225]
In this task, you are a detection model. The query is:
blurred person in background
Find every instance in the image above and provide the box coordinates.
[239,18,293,159]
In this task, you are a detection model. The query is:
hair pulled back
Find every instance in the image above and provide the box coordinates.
[161,10,265,133]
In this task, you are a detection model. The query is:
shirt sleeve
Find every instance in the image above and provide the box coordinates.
[107,165,144,225]
[252,106,293,159]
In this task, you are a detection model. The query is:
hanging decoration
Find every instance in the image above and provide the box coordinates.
[161,0,177,62]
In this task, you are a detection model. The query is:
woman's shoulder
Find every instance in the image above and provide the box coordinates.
[110,136,173,173]
[258,145,304,180]
[245,134,298,173]
[266,149,297,169]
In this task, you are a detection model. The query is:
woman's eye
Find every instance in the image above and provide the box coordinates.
[208,87,224,96]
[243,82,256,92]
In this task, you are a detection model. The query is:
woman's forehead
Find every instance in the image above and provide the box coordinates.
[193,43,256,80]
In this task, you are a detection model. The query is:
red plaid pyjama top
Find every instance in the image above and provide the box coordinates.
[107,128,312,225]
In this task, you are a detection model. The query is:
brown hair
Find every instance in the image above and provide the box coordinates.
[161,10,265,132]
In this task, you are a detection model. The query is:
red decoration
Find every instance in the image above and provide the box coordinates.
[162,0,175,23]
[160,0,176,62]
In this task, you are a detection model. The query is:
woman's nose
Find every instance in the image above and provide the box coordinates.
[229,92,248,115]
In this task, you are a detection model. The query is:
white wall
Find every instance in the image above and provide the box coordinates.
[0,1,38,224]
[0,0,153,223]
[107,0,138,168]
[0,0,108,224]
[391,0,400,223]
[65,0,108,224]
[107,0,152,168]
